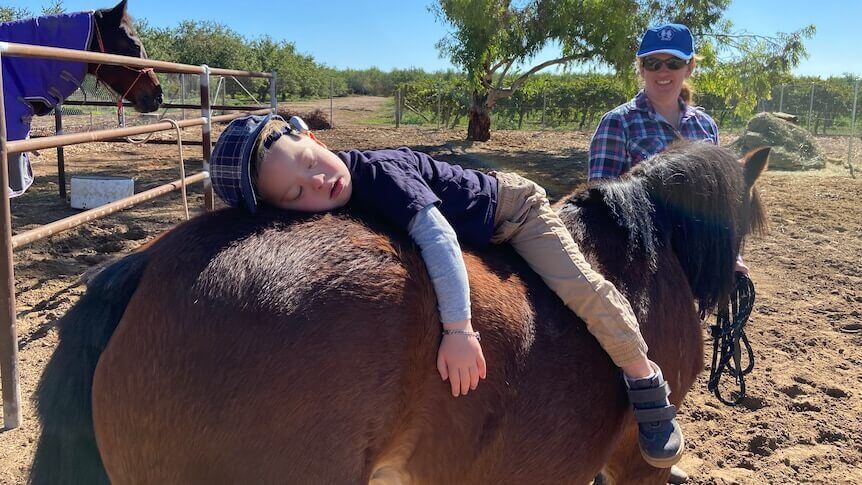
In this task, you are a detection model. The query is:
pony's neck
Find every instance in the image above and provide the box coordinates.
[563,156,741,316]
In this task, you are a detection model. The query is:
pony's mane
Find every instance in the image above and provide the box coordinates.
[563,141,761,316]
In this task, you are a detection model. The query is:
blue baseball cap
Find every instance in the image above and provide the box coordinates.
[637,23,694,60]
[210,113,281,213]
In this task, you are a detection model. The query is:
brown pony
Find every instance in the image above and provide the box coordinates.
[29,143,768,484]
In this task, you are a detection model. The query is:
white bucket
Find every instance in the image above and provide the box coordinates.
[70,175,134,210]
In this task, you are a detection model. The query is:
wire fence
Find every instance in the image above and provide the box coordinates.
[756,79,861,137]
[392,83,628,132]
[29,72,267,137]
[391,76,861,174]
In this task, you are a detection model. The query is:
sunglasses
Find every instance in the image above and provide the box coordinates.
[641,56,690,72]
[263,116,311,150]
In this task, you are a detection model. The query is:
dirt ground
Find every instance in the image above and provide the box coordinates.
[1,96,861,484]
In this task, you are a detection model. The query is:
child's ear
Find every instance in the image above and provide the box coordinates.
[308,132,328,149]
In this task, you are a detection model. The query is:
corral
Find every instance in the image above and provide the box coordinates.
[1,90,861,483]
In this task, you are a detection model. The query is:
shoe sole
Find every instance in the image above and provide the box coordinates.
[641,434,685,468]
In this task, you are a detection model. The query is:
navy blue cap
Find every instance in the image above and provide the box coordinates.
[637,23,694,60]
[210,113,282,213]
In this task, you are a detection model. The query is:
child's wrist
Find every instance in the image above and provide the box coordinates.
[442,319,472,331]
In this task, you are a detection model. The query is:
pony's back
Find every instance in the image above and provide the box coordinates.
[82,208,625,483]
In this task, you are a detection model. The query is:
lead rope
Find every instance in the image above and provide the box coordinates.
[707,273,756,406]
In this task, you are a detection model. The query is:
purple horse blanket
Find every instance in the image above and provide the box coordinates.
[0,11,92,197]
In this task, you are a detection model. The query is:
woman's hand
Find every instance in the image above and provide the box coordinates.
[735,255,750,275]
[437,319,487,397]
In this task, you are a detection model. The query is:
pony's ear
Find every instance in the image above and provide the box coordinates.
[741,146,769,188]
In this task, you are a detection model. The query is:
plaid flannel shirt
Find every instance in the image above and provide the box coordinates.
[588,90,719,180]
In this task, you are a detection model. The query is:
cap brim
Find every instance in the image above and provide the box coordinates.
[637,49,693,60]
[239,112,276,213]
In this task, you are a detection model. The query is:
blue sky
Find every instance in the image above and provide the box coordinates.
[6,0,859,77]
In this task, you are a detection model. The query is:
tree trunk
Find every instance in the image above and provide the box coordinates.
[467,90,493,141]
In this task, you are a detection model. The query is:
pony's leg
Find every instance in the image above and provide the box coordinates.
[601,423,672,485]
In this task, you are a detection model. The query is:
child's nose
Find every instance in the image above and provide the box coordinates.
[310,174,326,190]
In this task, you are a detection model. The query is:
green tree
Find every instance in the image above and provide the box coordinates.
[433,0,730,140]
[40,0,65,15]
[0,0,66,21]
[0,7,31,22]
[170,20,254,71]
[694,26,815,125]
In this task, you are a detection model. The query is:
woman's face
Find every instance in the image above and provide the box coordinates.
[639,54,695,105]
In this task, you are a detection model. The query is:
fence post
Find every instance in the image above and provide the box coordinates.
[437,88,442,129]
[395,88,401,129]
[778,84,785,113]
[180,73,186,120]
[270,71,277,114]
[848,78,859,178]
[0,50,22,430]
[200,65,214,211]
[330,78,334,128]
[808,83,815,132]
[541,89,547,130]
[55,106,66,200]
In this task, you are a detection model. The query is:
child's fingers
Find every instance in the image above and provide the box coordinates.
[437,354,448,381]
[459,368,471,396]
[469,365,480,390]
[449,364,461,397]
[477,352,487,379]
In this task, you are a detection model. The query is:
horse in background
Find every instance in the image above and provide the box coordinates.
[2,0,161,197]
[30,143,769,484]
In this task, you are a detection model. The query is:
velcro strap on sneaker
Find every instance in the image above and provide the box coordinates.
[627,382,670,403]
[633,404,677,424]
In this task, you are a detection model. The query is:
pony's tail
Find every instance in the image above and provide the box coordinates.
[29,251,150,485]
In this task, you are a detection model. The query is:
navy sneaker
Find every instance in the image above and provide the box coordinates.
[625,363,685,468]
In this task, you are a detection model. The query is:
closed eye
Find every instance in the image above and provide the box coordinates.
[282,186,303,204]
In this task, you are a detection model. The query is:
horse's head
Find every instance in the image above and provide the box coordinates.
[89,0,162,112]
[633,142,768,314]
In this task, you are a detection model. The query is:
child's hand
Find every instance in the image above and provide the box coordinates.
[437,319,487,397]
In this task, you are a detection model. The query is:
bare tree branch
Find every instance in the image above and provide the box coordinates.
[509,52,590,92]
[494,59,516,91]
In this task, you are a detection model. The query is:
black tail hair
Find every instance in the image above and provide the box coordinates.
[29,251,149,485]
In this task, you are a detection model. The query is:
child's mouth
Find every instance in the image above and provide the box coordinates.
[330,177,343,200]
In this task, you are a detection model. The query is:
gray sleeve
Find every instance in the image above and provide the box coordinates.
[407,204,471,323]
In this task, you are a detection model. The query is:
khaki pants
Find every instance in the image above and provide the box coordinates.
[491,171,648,367]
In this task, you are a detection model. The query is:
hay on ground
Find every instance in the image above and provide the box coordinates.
[733,112,824,171]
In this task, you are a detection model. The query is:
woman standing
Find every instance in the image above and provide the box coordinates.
[589,23,749,275]
[589,23,718,180]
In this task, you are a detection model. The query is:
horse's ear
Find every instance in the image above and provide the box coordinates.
[741,146,769,188]
[108,0,128,18]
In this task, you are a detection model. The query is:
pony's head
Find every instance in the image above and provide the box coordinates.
[633,142,768,315]
[89,0,162,112]
[565,142,768,317]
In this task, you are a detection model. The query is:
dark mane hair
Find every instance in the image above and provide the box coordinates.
[562,141,765,316]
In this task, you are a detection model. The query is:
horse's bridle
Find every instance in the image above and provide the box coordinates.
[91,18,154,118]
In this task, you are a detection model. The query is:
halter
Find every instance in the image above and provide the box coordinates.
[91,18,154,123]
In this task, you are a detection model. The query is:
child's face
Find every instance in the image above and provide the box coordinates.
[255,133,352,212]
